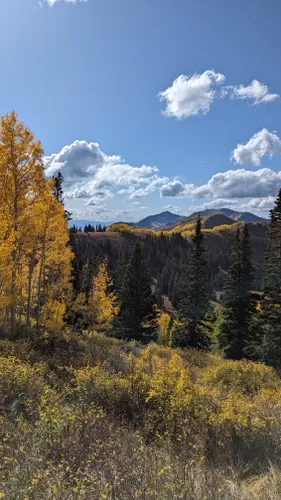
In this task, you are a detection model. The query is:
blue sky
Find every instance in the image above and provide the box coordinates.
[2,0,281,221]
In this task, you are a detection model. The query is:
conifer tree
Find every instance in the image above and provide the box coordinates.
[247,190,281,367]
[219,225,255,360]
[114,241,157,340]
[172,217,210,348]
[115,252,127,299]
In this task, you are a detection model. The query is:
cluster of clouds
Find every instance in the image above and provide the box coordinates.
[158,70,279,119]
[43,65,281,218]
[160,168,281,200]
[44,140,169,214]
[44,134,281,220]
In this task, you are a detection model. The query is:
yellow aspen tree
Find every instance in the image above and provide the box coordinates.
[0,111,72,332]
[0,111,45,331]
[88,259,119,332]
[30,184,72,330]
[158,312,171,346]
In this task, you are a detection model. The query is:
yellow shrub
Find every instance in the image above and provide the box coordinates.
[0,356,45,418]
[202,359,279,395]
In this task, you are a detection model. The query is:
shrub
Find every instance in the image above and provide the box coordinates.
[0,356,45,418]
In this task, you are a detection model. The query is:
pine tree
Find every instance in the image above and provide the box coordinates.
[115,252,127,299]
[172,217,210,348]
[247,190,281,368]
[219,225,255,360]
[53,172,64,204]
[114,241,157,340]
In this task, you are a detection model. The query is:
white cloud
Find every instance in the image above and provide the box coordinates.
[188,199,238,213]
[160,179,194,197]
[42,0,87,6]
[160,168,281,200]
[228,79,279,105]
[164,204,182,214]
[129,176,168,199]
[236,197,275,212]
[231,128,281,166]
[158,70,225,119]
[44,140,165,204]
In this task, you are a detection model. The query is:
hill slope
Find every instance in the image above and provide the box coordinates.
[135,211,185,229]
[189,208,268,224]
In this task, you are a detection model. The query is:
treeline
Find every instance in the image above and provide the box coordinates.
[70,223,106,233]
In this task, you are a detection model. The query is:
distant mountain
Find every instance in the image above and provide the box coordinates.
[188,208,269,224]
[135,211,185,230]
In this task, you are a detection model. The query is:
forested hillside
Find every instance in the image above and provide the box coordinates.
[2,113,281,499]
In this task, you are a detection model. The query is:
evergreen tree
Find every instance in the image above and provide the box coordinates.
[114,241,157,340]
[219,225,255,360]
[172,217,210,349]
[52,171,64,204]
[115,252,127,299]
[247,190,281,368]
[52,171,72,221]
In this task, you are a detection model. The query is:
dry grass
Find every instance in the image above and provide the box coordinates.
[1,332,281,499]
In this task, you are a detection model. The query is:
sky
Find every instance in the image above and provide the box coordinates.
[1,0,281,221]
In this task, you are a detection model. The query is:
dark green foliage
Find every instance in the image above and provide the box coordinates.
[173,217,211,349]
[246,298,281,368]
[114,241,158,340]
[264,189,281,301]
[115,252,127,298]
[52,171,72,221]
[219,225,255,360]
[247,189,281,368]
[171,319,210,350]
[179,217,210,322]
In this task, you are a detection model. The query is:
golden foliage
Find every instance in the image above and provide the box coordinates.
[88,259,119,331]
[0,112,72,331]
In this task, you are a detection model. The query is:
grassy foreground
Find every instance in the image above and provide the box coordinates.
[1,331,281,499]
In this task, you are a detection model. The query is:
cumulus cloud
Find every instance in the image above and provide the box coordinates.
[44,140,165,203]
[227,79,279,105]
[129,176,168,199]
[160,168,281,200]
[160,179,194,197]
[159,71,278,119]
[158,70,225,119]
[237,197,276,212]
[231,129,281,166]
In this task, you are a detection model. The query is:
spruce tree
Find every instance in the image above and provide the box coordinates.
[114,241,157,340]
[52,171,72,221]
[247,189,281,367]
[219,225,255,360]
[172,217,210,349]
[115,252,127,299]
